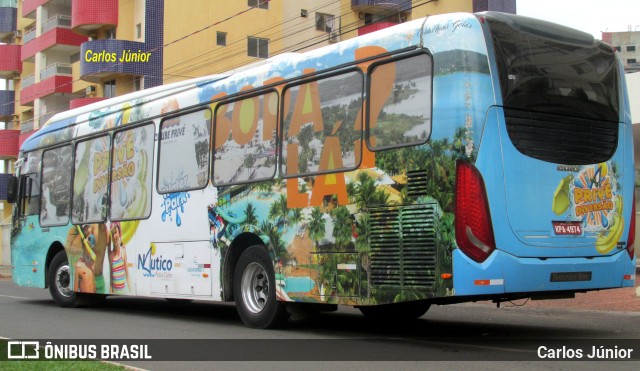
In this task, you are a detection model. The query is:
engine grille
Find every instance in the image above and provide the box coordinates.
[368,203,437,290]
[504,108,618,165]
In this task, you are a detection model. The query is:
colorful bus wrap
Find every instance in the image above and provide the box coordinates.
[9,12,635,328]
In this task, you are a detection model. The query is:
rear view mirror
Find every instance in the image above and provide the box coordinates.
[6,175,18,204]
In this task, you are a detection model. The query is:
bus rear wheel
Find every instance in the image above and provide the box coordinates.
[233,245,288,328]
[358,301,430,321]
[48,251,77,307]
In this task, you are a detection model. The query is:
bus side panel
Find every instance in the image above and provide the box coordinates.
[11,216,66,288]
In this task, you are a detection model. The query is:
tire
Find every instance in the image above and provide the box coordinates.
[48,250,77,307]
[358,301,430,321]
[233,245,288,329]
[48,251,105,308]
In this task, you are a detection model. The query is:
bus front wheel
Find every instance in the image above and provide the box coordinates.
[48,250,77,307]
[233,245,288,328]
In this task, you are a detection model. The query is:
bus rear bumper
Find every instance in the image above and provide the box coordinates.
[452,249,636,296]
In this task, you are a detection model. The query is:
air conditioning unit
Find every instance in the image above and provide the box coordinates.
[301,9,308,18]
[329,31,339,43]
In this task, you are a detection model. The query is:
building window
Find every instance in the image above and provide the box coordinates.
[106,27,116,39]
[217,31,227,46]
[628,58,637,64]
[627,45,636,52]
[133,77,142,91]
[104,80,116,98]
[316,13,335,33]
[615,46,621,52]
[248,0,268,9]
[136,23,142,39]
[248,37,268,58]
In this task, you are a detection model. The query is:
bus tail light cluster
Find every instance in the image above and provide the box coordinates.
[627,194,635,260]
[455,161,496,263]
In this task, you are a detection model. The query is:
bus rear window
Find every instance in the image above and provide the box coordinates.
[486,13,619,122]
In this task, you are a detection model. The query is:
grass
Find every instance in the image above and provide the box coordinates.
[1,342,127,370]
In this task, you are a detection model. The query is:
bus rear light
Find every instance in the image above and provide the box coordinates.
[441,273,452,279]
[623,274,632,280]
[455,161,496,263]
[627,194,635,259]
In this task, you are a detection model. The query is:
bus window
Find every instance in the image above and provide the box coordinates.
[213,91,278,185]
[110,124,155,220]
[72,135,111,224]
[367,52,433,150]
[281,69,363,177]
[17,173,40,218]
[158,108,211,193]
[16,151,42,218]
[40,146,72,226]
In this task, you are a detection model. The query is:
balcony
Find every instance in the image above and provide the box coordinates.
[71,0,118,36]
[22,0,48,19]
[69,96,105,109]
[22,73,35,88]
[20,118,34,133]
[0,89,15,119]
[80,39,156,83]
[22,25,87,62]
[20,75,73,106]
[0,129,19,158]
[40,62,71,80]
[358,21,399,36]
[0,1,17,40]
[351,0,412,15]
[22,26,35,43]
[0,44,21,77]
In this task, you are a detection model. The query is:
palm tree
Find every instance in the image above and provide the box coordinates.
[355,172,376,212]
[290,207,303,232]
[331,206,352,251]
[277,194,288,227]
[355,212,372,299]
[261,220,288,263]
[308,207,326,253]
[244,202,258,226]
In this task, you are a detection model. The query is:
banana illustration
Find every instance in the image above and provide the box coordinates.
[552,175,572,215]
[120,220,140,246]
[595,195,624,254]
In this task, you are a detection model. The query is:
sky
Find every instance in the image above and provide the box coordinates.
[516,0,640,40]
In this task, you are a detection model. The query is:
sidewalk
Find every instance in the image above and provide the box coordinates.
[0,264,11,280]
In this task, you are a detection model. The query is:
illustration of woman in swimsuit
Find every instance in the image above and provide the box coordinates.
[108,222,131,294]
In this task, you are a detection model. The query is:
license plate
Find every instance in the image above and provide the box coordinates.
[552,221,583,235]
[550,271,592,282]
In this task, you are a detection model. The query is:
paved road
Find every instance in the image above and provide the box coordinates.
[1,280,639,370]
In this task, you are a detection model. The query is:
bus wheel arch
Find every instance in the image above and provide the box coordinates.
[44,241,65,289]
[222,232,272,302]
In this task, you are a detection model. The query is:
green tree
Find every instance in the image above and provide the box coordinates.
[331,206,352,250]
[308,207,326,252]
[355,212,372,299]
[355,171,376,212]
[244,202,258,226]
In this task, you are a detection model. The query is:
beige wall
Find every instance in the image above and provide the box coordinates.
[163,1,284,83]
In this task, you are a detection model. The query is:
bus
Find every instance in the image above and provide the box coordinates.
[8,11,636,329]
